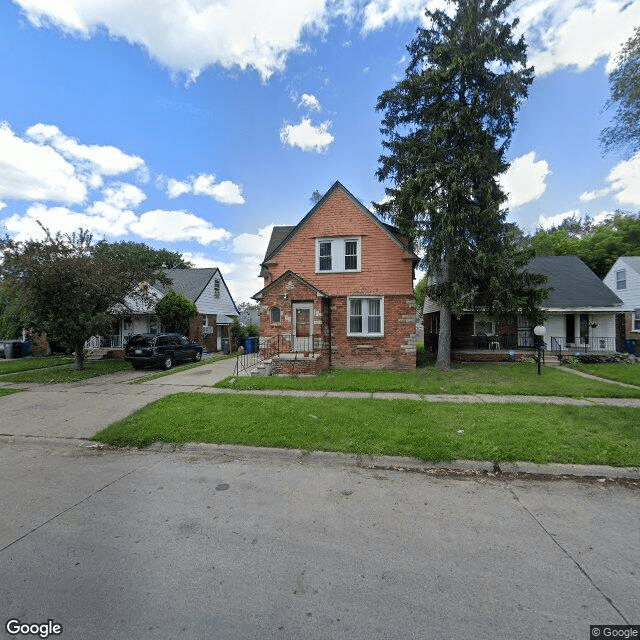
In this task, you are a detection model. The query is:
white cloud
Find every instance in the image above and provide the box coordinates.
[14,0,331,81]
[166,178,192,199]
[102,182,147,209]
[165,173,245,204]
[606,152,640,206]
[3,203,136,241]
[0,122,87,205]
[192,175,245,204]
[362,0,433,32]
[510,0,640,76]
[224,224,276,303]
[499,152,551,208]
[360,0,640,76]
[0,202,6,211]
[182,251,235,272]
[299,93,321,111]
[129,210,231,245]
[280,118,335,153]
[538,209,580,230]
[25,123,145,188]
[579,187,613,202]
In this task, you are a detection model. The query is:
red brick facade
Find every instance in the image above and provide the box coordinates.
[255,182,417,373]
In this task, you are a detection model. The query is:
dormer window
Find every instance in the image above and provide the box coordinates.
[616,270,626,290]
[316,237,361,273]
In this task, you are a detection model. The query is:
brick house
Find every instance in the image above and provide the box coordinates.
[253,182,418,374]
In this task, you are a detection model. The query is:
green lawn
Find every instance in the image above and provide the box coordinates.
[92,393,640,467]
[216,362,640,398]
[0,358,131,383]
[568,362,640,386]
[0,356,74,374]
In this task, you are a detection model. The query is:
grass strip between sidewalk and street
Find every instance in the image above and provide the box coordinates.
[92,393,640,467]
[215,362,640,398]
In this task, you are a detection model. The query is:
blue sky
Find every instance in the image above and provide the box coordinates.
[1,0,639,303]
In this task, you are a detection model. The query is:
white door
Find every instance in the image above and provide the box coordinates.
[292,303,313,352]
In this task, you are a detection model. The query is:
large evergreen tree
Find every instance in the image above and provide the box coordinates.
[376,0,541,370]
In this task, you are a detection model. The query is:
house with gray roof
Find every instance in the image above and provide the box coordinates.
[603,256,640,343]
[424,255,624,356]
[89,268,239,354]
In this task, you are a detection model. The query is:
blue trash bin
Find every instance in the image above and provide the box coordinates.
[625,339,636,356]
[243,337,255,354]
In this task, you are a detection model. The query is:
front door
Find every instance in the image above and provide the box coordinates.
[292,303,313,352]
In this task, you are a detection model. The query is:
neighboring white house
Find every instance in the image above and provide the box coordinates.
[603,256,640,342]
[89,268,239,353]
[423,256,625,354]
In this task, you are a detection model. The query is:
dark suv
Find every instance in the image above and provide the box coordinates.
[124,333,204,370]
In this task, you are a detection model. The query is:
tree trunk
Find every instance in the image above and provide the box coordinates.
[436,306,452,371]
[74,340,85,371]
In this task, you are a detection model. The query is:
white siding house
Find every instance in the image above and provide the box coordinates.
[603,257,640,341]
[88,268,239,353]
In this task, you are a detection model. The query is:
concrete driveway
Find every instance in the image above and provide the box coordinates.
[0,357,238,439]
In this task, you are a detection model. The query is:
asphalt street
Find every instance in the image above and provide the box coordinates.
[1,437,638,640]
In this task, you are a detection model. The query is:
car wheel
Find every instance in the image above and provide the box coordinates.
[192,350,202,362]
[162,354,173,370]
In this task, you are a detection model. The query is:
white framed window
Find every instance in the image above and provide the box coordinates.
[316,237,361,273]
[474,319,494,335]
[214,278,221,298]
[616,270,626,290]
[634,309,640,332]
[347,297,383,336]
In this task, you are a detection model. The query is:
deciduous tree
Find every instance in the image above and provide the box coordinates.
[601,26,640,155]
[155,290,198,336]
[0,228,171,370]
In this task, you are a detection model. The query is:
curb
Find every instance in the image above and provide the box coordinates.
[4,436,633,483]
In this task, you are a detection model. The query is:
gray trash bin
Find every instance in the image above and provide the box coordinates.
[3,340,19,359]
[221,338,230,355]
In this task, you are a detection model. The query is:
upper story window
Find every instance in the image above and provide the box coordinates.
[214,278,221,298]
[616,269,626,290]
[316,237,361,273]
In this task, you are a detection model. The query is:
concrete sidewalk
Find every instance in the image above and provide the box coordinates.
[2,355,640,483]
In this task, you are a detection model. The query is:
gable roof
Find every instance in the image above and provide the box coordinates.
[154,268,218,302]
[616,256,640,276]
[252,270,329,301]
[527,256,623,309]
[260,181,417,271]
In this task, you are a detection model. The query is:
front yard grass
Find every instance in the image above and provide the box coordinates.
[92,393,640,467]
[0,355,74,374]
[567,362,640,387]
[0,358,131,383]
[216,362,640,398]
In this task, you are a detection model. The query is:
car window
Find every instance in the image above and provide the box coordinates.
[179,336,189,346]
[156,336,168,347]
[127,336,151,348]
